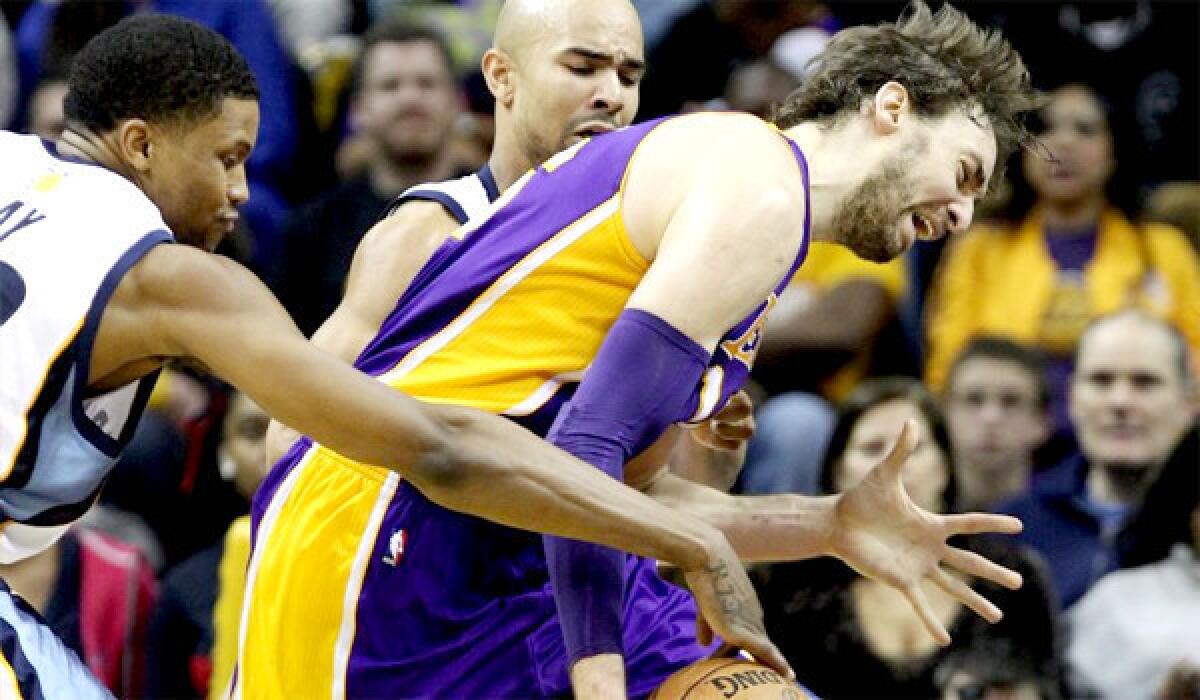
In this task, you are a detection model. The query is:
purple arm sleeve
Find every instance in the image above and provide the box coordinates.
[544,308,711,665]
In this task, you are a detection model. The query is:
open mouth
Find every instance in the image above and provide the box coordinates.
[911,212,938,241]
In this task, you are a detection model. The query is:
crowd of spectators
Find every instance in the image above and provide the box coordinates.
[2,1,1196,698]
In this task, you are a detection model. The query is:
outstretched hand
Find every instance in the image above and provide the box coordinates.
[827,420,1024,645]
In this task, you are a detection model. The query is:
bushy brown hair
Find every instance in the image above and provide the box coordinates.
[772,1,1043,165]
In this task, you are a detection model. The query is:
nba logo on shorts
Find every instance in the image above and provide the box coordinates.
[383,529,407,566]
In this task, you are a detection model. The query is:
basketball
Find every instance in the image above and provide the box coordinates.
[649,658,814,700]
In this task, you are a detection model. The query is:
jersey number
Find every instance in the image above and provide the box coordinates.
[0,261,25,327]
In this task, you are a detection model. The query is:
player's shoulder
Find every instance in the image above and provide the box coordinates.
[14,135,166,232]
[390,170,493,224]
[642,112,781,154]
[647,112,801,181]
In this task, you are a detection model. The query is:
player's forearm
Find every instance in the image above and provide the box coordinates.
[415,404,720,571]
[645,471,836,562]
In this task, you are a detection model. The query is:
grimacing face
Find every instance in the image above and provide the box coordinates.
[509,2,644,166]
[835,398,949,514]
[354,39,460,163]
[945,357,1048,475]
[140,97,258,250]
[838,105,996,263]
[1069,318,1194,470]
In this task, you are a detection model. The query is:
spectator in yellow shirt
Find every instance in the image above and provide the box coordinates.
[926,83,1200,433]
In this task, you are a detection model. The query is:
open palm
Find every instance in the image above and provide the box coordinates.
[828,420,1025,645]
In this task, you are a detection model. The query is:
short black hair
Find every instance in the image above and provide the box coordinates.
[348,22,456,96]
[946,335,1051,410]
[65,14,258,132]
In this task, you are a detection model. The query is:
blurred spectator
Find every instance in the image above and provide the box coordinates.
[0,12,16,129]
[15,0,302,270]
[145,391,269,700]
[369,0,501,75]
[0,526,157,698]
[1143,181,1200,255]
[25,74,65,140]
[637,0,826,119]
[925,83,1200,433]
[1066,479,1199,698]
[1014,1,1199,192]
[738,243,907,495]
[757,378,1061,699]
[999,310,1197,608]
[942,337,1052,511]
[276,22,465,335]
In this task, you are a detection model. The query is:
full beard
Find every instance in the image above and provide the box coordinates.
[831,159,913,263]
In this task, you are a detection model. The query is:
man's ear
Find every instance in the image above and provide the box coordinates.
[116,118,154,173]
[482,48,516,108]
[871,81,910,135]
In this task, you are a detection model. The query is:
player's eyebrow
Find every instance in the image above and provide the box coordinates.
[563,46,646,75]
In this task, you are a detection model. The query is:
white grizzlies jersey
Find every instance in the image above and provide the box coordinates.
[387,164,500,225]
[0,131,172,541]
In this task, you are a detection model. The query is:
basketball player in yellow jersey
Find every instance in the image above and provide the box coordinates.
[244,2,1046,698]
[261,2,754,692]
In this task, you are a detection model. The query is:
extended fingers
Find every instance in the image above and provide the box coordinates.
[943,546,1024,590]
[931,568,1002,623]
[942,513,1023,537]
[902,583,951,647]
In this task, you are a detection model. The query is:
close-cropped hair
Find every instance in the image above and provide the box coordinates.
[1077,309,1196,387]
[65,14,258,132]
[946,335,1051,410]
[773,0,1043,167]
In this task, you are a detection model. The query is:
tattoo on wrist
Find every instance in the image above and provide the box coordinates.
[707,560,747,622]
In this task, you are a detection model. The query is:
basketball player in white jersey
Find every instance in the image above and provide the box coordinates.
[0,14,790,696]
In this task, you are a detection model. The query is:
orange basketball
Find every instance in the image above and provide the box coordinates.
[649,658,814,700]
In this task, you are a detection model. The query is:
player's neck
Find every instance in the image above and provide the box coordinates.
[57,124,134,180]
[781,121,859,245]
[486,133,529,193]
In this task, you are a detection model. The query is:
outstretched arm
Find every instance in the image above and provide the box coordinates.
[634,421,1024,646]
[95,243,787,675]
